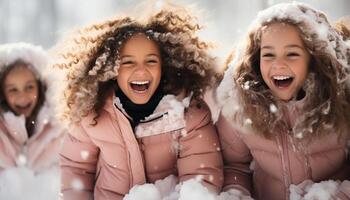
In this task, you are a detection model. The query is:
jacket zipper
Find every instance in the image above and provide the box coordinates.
[278,130,292,200]
[139,113,165,124]
[112,105,144,187]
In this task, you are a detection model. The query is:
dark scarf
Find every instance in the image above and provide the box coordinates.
[115,86,164,129]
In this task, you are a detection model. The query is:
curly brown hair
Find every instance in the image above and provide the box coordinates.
[334,16,350,40]
[53,4,218,124]
[223,5,350,140]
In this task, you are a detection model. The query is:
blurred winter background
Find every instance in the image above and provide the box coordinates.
[0,0,349,200]
[1,0,350,60]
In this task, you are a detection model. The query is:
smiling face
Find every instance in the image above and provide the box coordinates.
[3,65,39,117]
[259,23,310,101]
[117,33,162,104]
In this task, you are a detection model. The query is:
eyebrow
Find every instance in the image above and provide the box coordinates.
[147,54,160,57]
[4,84,16,88]
[5,80,36,87]
[285,44,304,49]
[261,46,273,50]
[120,55,133,59]
[261,44,304,50]
[121,53,160,58]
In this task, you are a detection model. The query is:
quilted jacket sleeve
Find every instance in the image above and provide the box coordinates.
[215,113,253,196]
[60,123,99,200]
[177,100,224,193]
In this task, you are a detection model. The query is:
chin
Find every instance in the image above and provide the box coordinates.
[273,93,291,101]
[130,98,150,105]
[279,95,294,101]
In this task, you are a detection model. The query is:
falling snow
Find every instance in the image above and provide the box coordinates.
[71,178,84,190]
[80,150,89,160]
[269,104,277,113]
[244,118,252,125]
[16,154,27,166]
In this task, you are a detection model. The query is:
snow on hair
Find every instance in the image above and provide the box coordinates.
[0,43,48,74]
[217,2,350,139]
[53,4,218,124]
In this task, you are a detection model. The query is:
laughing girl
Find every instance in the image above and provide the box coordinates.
[55,4,223,200]
[216,2,350,200]
[0,43,65,199]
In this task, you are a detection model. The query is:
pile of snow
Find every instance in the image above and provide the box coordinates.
[125,175,344,200]
[123,175,253,200]
[290,180,339,200]
[0,166,60,200]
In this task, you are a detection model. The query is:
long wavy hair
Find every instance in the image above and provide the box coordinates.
[225,5,350,140]
[54,4,218,124]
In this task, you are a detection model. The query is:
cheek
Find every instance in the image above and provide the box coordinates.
[6,96,16,106]
[295,62,309,79]
[153,68,162,82]
[116,72,129,91]
[150,65,162,81]
[4,92,15,103]
[31,89,39,102]
[4,96,18,110]
[259,63,269,82]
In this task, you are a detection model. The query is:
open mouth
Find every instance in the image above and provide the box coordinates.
[15,103,32,113]
[129,80,150,93]
[272,75,294,88]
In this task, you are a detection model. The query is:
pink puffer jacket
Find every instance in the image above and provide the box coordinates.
[216,113,350,200]
[0,105,65,172]
[60,92,223,200]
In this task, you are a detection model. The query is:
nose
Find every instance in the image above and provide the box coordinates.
[272,58,288,70]
[16,92,33,106]
[133,64,148,75]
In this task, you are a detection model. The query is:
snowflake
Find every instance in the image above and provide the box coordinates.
[80,150,89,160]
[269,104,278,113]
[71,179,84,190]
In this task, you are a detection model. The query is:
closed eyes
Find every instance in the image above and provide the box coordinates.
[262,53,274,57]
[287,52,300,57]
[121,61,133,65]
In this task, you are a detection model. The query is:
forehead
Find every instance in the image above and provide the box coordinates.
[4,65,37,83]
[260,22,303,43]
[120,33,159,54]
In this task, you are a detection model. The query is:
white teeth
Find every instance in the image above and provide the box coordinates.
[130,80,150,85]
[273,76,291,80]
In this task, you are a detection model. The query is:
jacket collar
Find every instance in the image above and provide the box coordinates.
[1,103,62,145]
[109,89,192,138]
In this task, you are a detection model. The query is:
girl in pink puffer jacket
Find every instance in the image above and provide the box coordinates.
[54,4,223,200]
[0,43,65,198]
[216,2,350,200]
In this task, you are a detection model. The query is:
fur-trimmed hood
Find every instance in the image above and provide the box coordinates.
[0,42,63,114]
[0,43,49,76]
[216,2,350,138]
[0,43,65,171]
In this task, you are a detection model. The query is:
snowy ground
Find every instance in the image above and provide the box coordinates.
[289,180,339,200]
[0,166,60,200]
[123,175,341,200]
[123,175,253,200]
[0,168,342,200]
